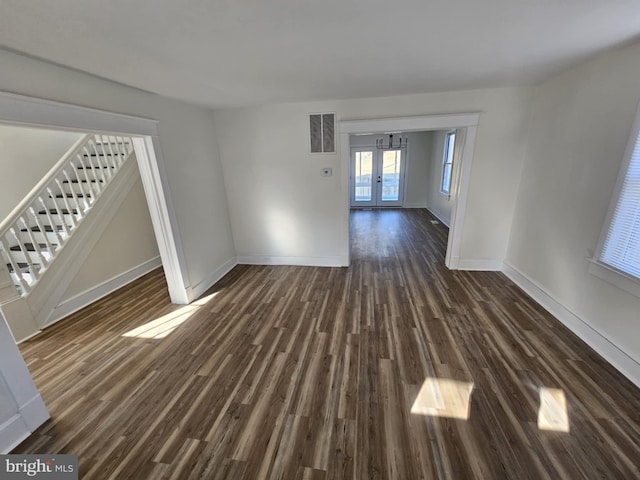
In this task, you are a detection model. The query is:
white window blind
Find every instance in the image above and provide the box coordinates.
[600,129,640,279]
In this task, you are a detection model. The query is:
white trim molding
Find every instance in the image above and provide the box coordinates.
[340,113,481,269]
[1,414,31,454]
[187,257,238,302]
[340,113,481,134]
[403,203,429,209]
[0,310,49,453]
[426,207,450,228]
[502,261,640,388]
[46,257,162,327]
[457,259,502,271]
[0,91,159,136]
[237,255,346,267]
[133,137,190,304]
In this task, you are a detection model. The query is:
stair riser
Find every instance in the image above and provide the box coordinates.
[75,165,115,176]
[17,231,66,246]
[37,213,78,225]
[40,197,90,214]
[54,174,100,188]
[53,190,94,201]
[69,171,106,188]
[51,182,95,195]
[7,250,53,265]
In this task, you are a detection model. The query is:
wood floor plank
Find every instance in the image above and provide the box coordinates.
[12,208,640,479]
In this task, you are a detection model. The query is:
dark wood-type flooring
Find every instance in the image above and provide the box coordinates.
[13,209,640,479]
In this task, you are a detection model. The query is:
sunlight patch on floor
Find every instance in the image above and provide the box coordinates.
[411,378,474,420]
[122,292,219,339]
[538,387,570,432]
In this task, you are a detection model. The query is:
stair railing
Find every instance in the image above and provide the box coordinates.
[0,134,135,296]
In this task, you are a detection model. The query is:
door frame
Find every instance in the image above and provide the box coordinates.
[0,91,190,304]
[339,113,480,269]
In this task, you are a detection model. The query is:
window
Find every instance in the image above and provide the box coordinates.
[590,105,640,296]
[440,131,456,195]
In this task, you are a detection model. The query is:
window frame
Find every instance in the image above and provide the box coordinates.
[589,101,640,298]
[440,130,456,196]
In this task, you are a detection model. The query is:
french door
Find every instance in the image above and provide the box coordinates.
[350,147,406,207]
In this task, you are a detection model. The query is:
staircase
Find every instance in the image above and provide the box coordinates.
[0,134,135,296]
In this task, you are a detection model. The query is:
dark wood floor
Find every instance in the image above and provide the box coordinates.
[13,209,640,479]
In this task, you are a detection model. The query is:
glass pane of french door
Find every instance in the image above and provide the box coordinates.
[379,149,402,202]
[354,150,374,202]
[351,148,377,207]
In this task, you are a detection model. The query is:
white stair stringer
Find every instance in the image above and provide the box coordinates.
[26,156,140,329]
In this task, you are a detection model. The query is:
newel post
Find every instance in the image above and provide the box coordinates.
[0,264,39,343]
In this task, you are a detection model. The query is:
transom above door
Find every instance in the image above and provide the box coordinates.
[350,146,406,207]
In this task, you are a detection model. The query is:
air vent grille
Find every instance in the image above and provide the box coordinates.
[310,113,335,153]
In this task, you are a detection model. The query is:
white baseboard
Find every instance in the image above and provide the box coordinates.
[45,257,162,327]
[18,394,49,432]
[457,259,502,271]
[15,330,42,345]
[187,257,238,302]
[237,255,345,267]
[403,203,428,209]
[502,261,640,388]
[426,207,450,227]
[0,414,30,454]
[0,393,48,454]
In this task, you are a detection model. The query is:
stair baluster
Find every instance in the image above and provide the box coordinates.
[27,206,55,256]
[18,217,48,269]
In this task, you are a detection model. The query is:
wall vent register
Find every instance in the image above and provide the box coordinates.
[310,113,335,153]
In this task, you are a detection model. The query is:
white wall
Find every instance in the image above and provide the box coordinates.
[426,131,453,226]
[405,132,432,208]
[214,87,532,266]
[506,40,640,381]
[0,49,236,298]
[60,178,159,301]
[348,131,433,208]
[0,125,82,220]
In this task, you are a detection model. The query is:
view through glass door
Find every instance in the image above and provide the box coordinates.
[350,147,405,207]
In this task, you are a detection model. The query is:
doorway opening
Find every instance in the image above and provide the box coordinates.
[0,92,191,320]
[339,114,480,269]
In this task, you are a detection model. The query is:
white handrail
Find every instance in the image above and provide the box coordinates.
[0,134,91,235]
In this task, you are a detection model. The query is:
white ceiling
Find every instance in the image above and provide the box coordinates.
[1,0,639,109]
